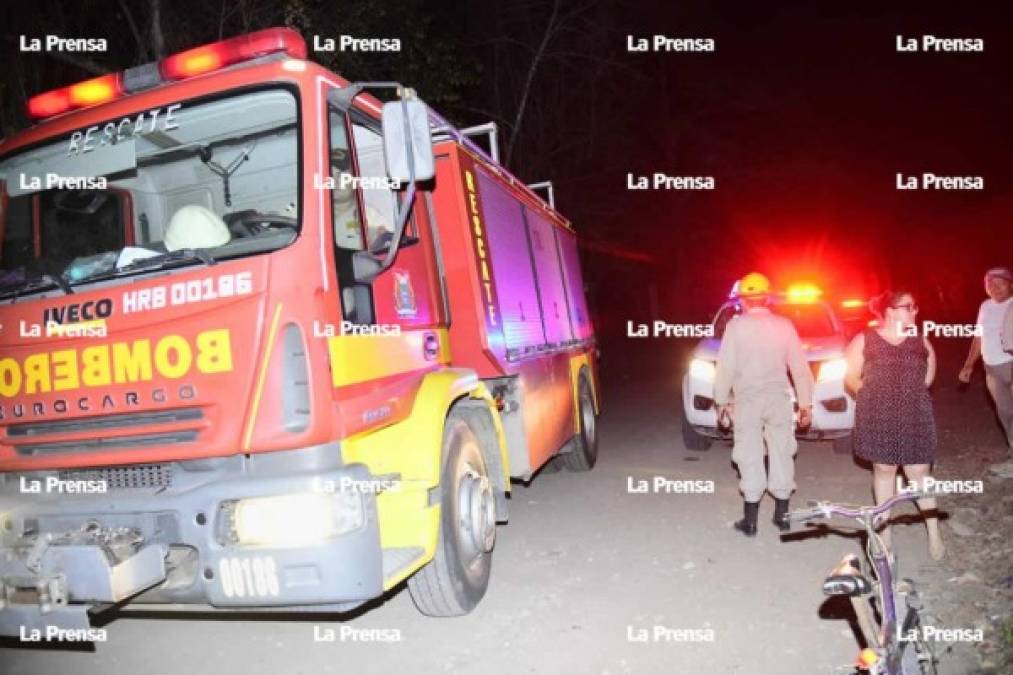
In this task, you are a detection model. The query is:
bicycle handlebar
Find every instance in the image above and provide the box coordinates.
[787,490,930,523]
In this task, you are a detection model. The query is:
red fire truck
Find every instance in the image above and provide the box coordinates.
[0,27,598,635]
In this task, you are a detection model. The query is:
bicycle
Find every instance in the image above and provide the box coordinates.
[787,490,939,674]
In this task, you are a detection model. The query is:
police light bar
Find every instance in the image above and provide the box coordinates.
[785,284,822,303]
[840,298,866,308]
[27,27,306,121]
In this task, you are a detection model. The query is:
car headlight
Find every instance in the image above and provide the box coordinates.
[225,492,364,547]
[689,358,716,382]
[817,357,847,382]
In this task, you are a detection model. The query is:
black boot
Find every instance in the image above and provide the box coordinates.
[734,501,759,537]
[773,498,790,531]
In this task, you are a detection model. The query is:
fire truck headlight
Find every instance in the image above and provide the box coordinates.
[817,357,847,383]
[689,359,716,382]
[230,492,364,547]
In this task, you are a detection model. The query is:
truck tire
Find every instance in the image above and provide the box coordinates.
[408,409,496,616]
[561,373,598,471]
[540,456,564,474]
[681,414,712,451]
[832,433,854,455]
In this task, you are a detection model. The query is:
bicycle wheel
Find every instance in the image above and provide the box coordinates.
[899,631,936,674]
[898,600,937,674]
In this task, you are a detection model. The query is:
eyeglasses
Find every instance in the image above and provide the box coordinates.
[891,303,918,312]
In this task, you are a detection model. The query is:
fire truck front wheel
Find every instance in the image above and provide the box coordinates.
[408,409,495,616]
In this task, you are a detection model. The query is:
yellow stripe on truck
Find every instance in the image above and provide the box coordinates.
[327,328,450,388]
[569,353,597,431]
[242,303,283,451]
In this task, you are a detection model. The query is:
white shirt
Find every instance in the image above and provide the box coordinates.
[977,298,1013,365]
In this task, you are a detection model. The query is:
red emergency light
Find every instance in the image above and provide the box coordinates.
[26,27,307,121]
[28,73,124,120]
[160,28,307,80]
[785,283,823,303]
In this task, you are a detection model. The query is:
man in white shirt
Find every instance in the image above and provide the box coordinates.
[1004,300,1013,355]
[959,267,1013,473]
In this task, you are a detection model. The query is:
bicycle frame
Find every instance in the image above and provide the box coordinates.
[788,490,936,675]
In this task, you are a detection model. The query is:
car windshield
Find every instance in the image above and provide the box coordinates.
[770,302,836,337]
[714,301,837,339]
[0,88,299,292]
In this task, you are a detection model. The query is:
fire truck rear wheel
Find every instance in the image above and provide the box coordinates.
[408,409,495,616]
[562,372,598,471]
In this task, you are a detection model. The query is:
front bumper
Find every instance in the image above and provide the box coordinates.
[0,444,389,638]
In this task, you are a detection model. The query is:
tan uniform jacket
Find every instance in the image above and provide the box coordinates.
[713,307,814,407]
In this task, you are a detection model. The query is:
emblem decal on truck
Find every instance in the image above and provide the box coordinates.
[393,270,417,317]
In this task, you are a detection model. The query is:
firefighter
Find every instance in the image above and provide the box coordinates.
[714,272,814,536]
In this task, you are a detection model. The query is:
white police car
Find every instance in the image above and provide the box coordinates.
[681,284,855,452]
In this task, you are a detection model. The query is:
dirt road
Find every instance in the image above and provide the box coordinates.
[0,366,995,674]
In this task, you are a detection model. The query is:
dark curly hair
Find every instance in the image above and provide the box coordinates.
[869,289,915,320]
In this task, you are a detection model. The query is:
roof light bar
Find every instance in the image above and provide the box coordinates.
[26,27,306,121]
[28,73,123,120]
[785,284,823,303]
[160,27,307,81]
[69,73,123,106]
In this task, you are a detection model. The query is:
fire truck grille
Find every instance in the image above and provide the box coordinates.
[58,463,175,490]
[5,408,203,438]
[13,431,199,457]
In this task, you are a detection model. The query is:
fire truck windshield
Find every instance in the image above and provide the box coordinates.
[0,87,299,290]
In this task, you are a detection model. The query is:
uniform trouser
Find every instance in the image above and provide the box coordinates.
[984,361,1013,454]
[731,389,797,502]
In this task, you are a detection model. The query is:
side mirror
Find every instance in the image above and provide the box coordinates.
[382,98,434,183]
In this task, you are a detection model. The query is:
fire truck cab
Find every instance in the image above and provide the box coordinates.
[0,28,599,635]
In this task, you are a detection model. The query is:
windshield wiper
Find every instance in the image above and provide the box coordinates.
[120,248,217,271]
[0,272,74,299]
[69,248,218,286]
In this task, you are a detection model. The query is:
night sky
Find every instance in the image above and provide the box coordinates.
[2,0,1011,337]
[576,1,1013,333]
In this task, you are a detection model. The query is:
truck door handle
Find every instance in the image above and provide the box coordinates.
[424,333,440,360]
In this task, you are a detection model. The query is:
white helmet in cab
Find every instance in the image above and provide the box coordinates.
[164,205,230,252]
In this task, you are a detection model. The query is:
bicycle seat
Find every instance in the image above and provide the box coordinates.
[822,573,872,597]
[823,554,872,596]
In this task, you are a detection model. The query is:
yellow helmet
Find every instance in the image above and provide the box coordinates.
[738,272,771,297]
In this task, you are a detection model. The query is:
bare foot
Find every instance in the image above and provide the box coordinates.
[929,536,945,561]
